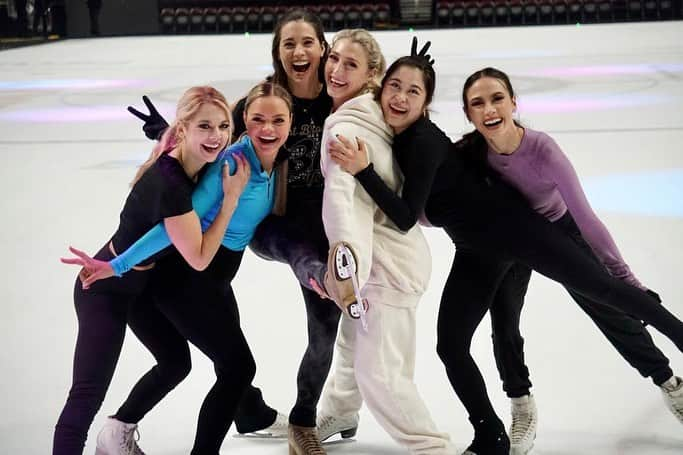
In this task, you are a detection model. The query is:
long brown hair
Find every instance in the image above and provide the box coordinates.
[242,81,293,216]
[376,55,436,116]
[270,9,328,91]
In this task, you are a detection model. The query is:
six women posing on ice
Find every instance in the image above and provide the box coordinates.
[55,9,683,455]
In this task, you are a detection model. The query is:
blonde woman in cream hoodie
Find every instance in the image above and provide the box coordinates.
[314,29,457,455]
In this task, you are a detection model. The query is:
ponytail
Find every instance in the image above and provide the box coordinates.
[131,123,179,186]
[454,129,490,179]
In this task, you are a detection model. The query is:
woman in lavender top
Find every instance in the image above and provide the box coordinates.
[458,66,682,453]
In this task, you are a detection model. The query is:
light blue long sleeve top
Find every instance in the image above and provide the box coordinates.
[110,135,276,276]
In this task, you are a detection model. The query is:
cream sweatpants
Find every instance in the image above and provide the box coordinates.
[320,284,456,455]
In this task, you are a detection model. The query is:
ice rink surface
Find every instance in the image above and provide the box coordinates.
[0,20,682,454]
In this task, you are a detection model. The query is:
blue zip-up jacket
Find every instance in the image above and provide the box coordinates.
[110,135,276,276]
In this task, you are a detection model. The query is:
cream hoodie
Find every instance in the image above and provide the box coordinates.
[320,93,431,301]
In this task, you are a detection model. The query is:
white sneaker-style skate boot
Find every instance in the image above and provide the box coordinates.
[236,411,289,438]
[661,376,683,424]
[509,395,537,455]
[324,242,368,329]
[95,417,145,455]
[316,411,359,442]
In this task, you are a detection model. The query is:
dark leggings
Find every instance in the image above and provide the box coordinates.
[433,185,683,431]
[114,247,256,455]
[491,214,673,398]
[238,208,341,429]
[53,245,160,455]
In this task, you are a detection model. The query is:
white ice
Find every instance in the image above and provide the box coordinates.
[0,20,682,454]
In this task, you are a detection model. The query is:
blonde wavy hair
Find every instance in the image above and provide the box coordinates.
[330,29,386,96]
[132,86,233,185]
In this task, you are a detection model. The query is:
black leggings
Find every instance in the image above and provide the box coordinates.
[53,244,156,455]
[490,214,673,398]
[114,247,256,455]
[432,184,683,429]
[239,206,341,428]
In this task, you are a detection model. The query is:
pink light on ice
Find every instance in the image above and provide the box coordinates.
[518,94,664,113]
[2,106,143,122]
[530,63,683,78]
[0,79,147,91]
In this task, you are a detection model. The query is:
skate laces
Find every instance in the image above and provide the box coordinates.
[290,426,325,454]
[665,387,683,413]
[662,376,683,392]
[662,376,683,422]
[317,413,348,437]
[317,414,335,433]
[510,404,535,443]
[120,425,144,455]
[269,413,289,433]
[317,412,358,439]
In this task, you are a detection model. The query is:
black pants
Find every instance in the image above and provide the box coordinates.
[53,244,155,455]
[489,213,673,399]
[432,181,683,430]
[238,201,341,429]
[489,262,533,398]
[114,247,256,455]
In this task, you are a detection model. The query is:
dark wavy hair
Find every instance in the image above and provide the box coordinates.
[455,67,517,176]
[269,9,328,92]
[376,55,436,117]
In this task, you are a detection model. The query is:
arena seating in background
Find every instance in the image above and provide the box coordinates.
[157,2,394,34]
[434,0,681,26]
[157,0,681,35]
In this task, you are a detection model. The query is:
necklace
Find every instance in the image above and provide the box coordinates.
[492,125,524,155]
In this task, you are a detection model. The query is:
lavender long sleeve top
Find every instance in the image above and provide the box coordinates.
[487,128,642,288]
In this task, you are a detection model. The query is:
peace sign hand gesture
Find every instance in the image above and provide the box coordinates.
[127,95,170,140]
[61,246,115,289]
[410,37,435,66]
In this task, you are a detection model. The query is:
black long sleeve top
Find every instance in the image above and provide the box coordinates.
[351,114,526,239]
[353,116,454,231]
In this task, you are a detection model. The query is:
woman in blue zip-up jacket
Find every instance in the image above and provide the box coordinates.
[128,11,338,447]
[66,82,293,455]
